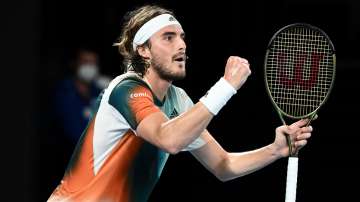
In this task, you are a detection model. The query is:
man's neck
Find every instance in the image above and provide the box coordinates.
[143,70,171,101]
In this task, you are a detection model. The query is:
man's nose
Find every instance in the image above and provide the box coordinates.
[177,38,186,50]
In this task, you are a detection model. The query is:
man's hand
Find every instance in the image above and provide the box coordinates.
[223,56,251,90]
[272,119,313,157]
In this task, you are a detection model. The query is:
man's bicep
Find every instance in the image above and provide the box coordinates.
[136,111,169,148]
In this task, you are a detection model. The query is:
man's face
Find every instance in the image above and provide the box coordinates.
[77,51,98,67]
[147,25,187,81]
[75,51,99,83]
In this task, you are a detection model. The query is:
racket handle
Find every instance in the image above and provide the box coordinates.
[285,157,298,202]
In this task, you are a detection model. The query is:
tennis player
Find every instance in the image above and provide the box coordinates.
[48,5,312,202]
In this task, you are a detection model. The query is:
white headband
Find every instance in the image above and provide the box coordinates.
[132,14,181,51]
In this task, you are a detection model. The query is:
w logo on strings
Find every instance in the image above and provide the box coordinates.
[277,52,324,90]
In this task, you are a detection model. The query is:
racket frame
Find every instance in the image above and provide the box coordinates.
[264,23,336,124]
[264,23,336,202]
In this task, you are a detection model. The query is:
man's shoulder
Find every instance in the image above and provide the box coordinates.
[112,76,150,94]
[109,74,152,104]
[110,72,148,90]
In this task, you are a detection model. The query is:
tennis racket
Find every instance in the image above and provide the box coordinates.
[264,23,336,202]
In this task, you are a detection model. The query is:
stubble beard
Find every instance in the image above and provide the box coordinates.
[151,56,186,82]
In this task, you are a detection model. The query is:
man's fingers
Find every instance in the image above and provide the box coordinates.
[240,58,249,65]
[295,140,307,147]
[276,125,291,135]
[289,114,318,130]
[290,119,309,129]
[296,132,311,141]
[300,125,313,133]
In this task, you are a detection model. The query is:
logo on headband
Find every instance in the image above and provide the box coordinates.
[169,16,176,21]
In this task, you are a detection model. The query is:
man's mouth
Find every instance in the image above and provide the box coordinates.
[173,53,186,62]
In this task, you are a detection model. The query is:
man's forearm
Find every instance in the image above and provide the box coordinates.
[219,144,281,181]
[159,102,213,153]
[138,77,238,154]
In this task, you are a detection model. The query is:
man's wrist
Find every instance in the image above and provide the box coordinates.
[200,77,237,115]
[268,143,283,159]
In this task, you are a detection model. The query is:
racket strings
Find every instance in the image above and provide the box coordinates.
[266,26,334,117]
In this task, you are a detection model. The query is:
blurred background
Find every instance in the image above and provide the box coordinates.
[3,0,359,201]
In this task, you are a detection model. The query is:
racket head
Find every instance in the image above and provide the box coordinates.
[264,23,336,120]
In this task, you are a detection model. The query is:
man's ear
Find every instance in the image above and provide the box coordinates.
[137,45,151,60]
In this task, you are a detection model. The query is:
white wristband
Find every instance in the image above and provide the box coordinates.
[200,77,237,115]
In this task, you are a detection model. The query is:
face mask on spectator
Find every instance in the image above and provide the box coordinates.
[77,64,99,83]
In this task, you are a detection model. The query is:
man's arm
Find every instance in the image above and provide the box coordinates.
[190,119,312,181]
[136,56,251,154]
[137,103,213,154]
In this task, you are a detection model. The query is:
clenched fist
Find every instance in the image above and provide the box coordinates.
[223,56,251,90]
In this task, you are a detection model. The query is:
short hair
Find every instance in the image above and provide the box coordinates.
[115,5,174,77]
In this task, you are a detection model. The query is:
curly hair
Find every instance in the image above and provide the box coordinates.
[115,5,174,77]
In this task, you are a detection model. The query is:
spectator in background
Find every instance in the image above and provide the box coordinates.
[53,48,110,146]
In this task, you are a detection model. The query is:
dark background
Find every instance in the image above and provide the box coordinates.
[3,0,359,201]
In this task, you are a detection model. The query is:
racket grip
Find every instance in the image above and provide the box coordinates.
[285,157,298,202]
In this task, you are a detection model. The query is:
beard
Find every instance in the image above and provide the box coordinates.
[151,56,186,82]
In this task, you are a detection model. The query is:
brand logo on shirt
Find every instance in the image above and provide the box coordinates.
[169,108,179,119]
[129,92,151,99]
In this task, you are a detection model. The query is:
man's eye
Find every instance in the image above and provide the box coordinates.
[165,36,172,41]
